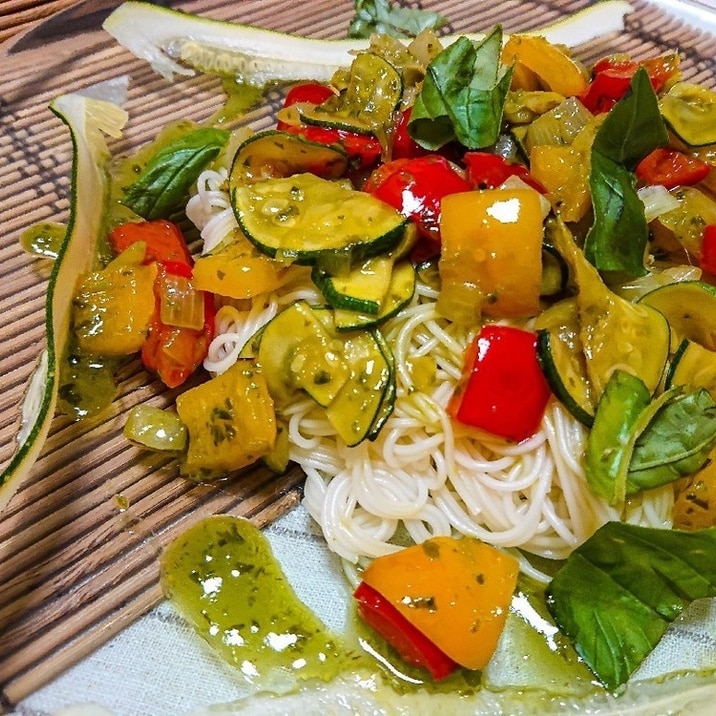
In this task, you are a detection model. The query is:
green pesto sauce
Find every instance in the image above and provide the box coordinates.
[160,516,601,701]
[212,78,265,125]
[56,337,122,420]
[20,221,66,259]
[160,515,360,685]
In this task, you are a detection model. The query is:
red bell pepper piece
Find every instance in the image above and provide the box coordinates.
[364,155,472,261]
[109,219,193,266]
[700,225,716,275]
[448,325,551,442]
[463,151,546,193]
[280,81,335,108]
[635,147,711,190]
[391,107,429,160]
[142,262,214,389]
[353,581,459,680]
[580,53,680,114]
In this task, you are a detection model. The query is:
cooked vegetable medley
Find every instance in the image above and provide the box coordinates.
[11,0,716,697]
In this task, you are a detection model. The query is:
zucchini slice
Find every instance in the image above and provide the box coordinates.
[333,260,416,331]
[0,95,127,512]
[298,52,402,137]
[231,172,408,265]
[367,328,397,440]
[639,280,716,352]
[534,298,595,427]
[103,1,633,84]
[666,339,716,399]
[229,129,348,183]
[548,218,670,399]
[660,82,716,147]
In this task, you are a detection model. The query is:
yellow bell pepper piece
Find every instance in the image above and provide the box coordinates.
[361,536,519,670]
[73,247,157,356]
[438,188,544,321]
[176,358,277,479]
[502,35,588,97]
[192,233,287,299]
[530,145,592,223]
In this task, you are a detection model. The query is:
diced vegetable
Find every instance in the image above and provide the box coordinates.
[72,247,158,356]
[176,359,277,479]
[463,151,545,193]
[358,535,519,671]
[123,404,187,452]
[673,456,716,529]
[501,34,588,97]
[635,147,710,189]
[449,325,551,442]
[659,82,716,147]
[700,224,716,275]
[109,219,193,266]
[438,187,545,321]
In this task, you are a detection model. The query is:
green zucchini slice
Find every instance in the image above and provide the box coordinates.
[229,130,348,183]
[333,260,416,331]
[666,339,716,399]
[367,328,397,440]
[0,94,127,512]
[639,280,716,352]
[534,298,595,427]
[298,52,402,137]
[231,172,408,265]
[660,83,716,147]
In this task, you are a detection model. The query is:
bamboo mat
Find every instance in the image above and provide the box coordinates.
[0,0,80,43]
[0,0,715,711]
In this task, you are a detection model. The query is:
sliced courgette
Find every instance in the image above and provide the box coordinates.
[0,95,128,513]
[256,301,351,408]
[548,218,670,399]
[298,52,402,137]
[333,259,416,331]
[666,339,716,400]
[660,82,716,147]
[325,328,393,446]
[534,298,595,427]
[229,129,348,183]
[231,172,408,266]
[312,255,394,315]
[367,328,396,440]
[540,242,569,297]
[639,280,716,352]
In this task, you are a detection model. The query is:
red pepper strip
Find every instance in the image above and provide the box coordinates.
[391,107,429,160]
[636,147,711,190]
[353,581,459,681]
[365,155,471,262]
[580,54,680,114]
[109,219,193,266]
[280,81,335,108]
[700,225,716,275]
[448,325,551,442]
[141,262,214,389]
[282,123,382,170]
[463,151,547,193]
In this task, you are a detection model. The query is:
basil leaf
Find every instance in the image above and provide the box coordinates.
[122,127,229,220]
[348,0,448,39]
[546,522,716,692]
[584,68,669,277]
[627,388,716,492]
[585,369,650,504]
[408,27,512,150]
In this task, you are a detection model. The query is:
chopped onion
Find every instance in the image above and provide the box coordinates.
[160,274,206,329]
[638,184,681,223]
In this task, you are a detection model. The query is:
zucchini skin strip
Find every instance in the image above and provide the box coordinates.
[0,95,127,513]
[103,1,634,85]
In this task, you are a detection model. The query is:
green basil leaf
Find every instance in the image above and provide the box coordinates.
[583,68,669,277]
[627,388,716,492]
[122,127,229,220]
[547,522,716,692]
[348,0,448,39]
[408,27,512,150]
[584,369,651,504]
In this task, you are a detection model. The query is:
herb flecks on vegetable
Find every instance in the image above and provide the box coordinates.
[121,127,229,220]
[584,68,669,277]
[348,0,448,39]
[408,26,513,151]
[547,521,716,693]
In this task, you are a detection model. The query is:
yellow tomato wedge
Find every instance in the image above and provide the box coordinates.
[438,188,544,321]
[361,536,519,671]
[502,35,589,97]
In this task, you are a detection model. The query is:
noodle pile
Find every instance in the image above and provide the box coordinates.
[186,168,674,575]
